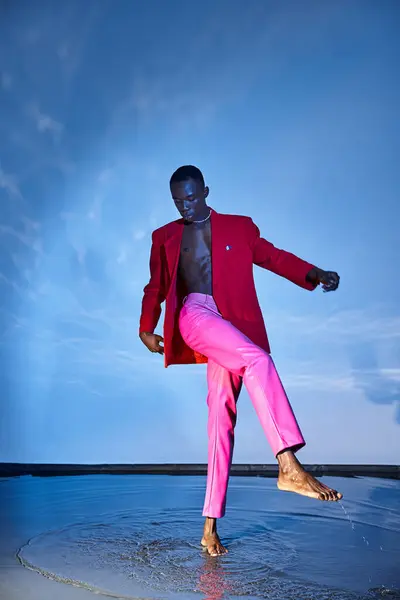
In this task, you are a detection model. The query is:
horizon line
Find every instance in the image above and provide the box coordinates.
[1,463,399,479]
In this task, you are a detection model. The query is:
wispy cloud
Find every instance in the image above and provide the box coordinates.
[112,75,219,134]
[97,168,113,185]
[270,308,400,342]
[0,272,26,296]
[60,211,77,221]
[27,104,64,141]
[116,246,128,264]
[284,366,400,393]
[0,224,42,253]
[284,372,354,392]
[20,215,40,232]
[0,166,22,199]
[87,195,104,221]
[133,229,146,241]
[381,368,400,383]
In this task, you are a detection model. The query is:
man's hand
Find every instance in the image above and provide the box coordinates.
[139,332,164,354]
[306,267,340,292]
[319,270,340,292]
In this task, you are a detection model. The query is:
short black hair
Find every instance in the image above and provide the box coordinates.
[170,165,205,187]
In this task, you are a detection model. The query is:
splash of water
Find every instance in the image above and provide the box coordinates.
[339,500,371,548]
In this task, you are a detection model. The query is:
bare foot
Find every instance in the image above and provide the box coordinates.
[201,532,228,557]
[277,451,342,501]
[277,468,342,501]
[201,517,228,557]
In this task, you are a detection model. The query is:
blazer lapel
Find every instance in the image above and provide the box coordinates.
[210,207,222,285]
[164,220,184,282]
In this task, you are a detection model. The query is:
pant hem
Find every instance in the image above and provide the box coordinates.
[202,510,225,519]
[276,440,306,457]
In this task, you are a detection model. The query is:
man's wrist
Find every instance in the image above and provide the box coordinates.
[306,267,324,285]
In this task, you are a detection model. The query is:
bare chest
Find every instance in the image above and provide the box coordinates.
[179,223,212,265]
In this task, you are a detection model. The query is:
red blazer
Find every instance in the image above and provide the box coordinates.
[139,208,317,368]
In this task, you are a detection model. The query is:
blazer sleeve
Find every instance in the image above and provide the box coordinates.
[139,231,166,334]
[248,218,317,291]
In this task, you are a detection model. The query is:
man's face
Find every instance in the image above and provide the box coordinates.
[170,178,209,222]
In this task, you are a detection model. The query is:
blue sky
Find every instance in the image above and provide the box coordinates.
[0,0,399,464]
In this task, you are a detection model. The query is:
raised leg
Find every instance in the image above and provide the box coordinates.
[179,296,342,507]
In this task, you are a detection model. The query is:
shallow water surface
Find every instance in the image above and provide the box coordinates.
[1,474,399,599]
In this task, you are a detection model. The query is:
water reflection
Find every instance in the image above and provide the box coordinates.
[197,555,232,599]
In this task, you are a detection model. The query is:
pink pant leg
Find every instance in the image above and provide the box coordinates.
[179,294,305,518]
[203,360,242,518]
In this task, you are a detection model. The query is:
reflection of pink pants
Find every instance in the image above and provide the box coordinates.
[178,293,305,519]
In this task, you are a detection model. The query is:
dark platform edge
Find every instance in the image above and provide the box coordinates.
[0,463,399,479]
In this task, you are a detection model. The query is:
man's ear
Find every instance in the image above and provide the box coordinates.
[204,186,209,199]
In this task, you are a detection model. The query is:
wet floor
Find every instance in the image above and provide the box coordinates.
[1,474,399,599]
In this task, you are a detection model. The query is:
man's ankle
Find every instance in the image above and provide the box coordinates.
[277,449,301,474]
[203,516,217,534]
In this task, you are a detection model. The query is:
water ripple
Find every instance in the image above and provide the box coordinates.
[9,476,400,600]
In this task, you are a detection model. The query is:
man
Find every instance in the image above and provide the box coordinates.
[139,165,342,557]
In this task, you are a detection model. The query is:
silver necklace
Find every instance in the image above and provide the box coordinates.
[193,209,211,224]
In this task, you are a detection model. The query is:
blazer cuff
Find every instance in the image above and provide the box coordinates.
[139,317,156,335]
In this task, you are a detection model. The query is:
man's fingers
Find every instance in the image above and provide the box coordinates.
[148,343,164,354]
[328,273,339,285]
[322,281,338,292]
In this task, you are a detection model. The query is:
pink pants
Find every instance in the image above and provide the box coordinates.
[178,293,305,519]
